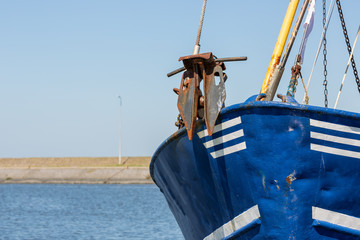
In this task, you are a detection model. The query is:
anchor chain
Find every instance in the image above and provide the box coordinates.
[336,0,360,93]
[323,0,328,107]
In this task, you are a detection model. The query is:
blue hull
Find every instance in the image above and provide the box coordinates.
[150,97,360,239]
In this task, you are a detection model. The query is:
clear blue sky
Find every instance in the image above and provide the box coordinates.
[1,1,359,158]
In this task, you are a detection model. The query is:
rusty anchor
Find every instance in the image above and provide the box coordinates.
[170,53,247,140]
[174,52,227,140]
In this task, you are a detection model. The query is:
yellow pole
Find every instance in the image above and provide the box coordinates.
[260,0,300,96]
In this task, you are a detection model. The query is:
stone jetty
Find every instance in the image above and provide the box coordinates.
[0,157,153,184]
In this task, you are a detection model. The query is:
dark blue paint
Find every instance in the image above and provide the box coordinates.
[150,96,360,239]
[224,219,261,240]
[313,220,360,238]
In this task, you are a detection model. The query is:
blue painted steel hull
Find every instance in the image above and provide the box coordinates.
[150,97,360,239]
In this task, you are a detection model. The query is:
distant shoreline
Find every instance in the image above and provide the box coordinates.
[0,157,154,184]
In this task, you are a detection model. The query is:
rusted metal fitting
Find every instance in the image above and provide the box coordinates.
[173,88,180,95]
[175,52,227,140]
[199,95,205,107]
[277,94,287,103]
[291,64,301,77]
[255,93,267,101]
[167,56,246,78]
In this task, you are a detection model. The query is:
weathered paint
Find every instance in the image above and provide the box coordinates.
[150,95,360,239]
[260,0,300,100]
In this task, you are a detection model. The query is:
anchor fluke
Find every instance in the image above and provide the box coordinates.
[204,64,226,136]
[177,70,200,140]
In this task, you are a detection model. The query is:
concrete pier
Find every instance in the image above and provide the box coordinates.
[0,157,153,184]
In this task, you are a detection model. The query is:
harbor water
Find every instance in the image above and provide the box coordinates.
[0,184,183,240]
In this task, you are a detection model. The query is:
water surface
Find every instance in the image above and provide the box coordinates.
[0,184,183,240]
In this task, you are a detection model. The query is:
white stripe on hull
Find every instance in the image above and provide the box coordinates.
[204,205,260,240]
[311,143,360,159]
[311,131,360,147]
[197,117,241,138]
[312,207,360,231]
[310,119,360,135]
[310,119,360,158]
[203,129,244,148]
[198,117,246,159]
[210,142,246,159]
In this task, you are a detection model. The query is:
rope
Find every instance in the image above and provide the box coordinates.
[193,0,207,54]
[334,26,360,109]
[300,72,310,104]
[302,0,335,104]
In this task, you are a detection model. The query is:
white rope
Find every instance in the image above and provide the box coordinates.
[302,0,335,104]
[334,26,360,109]
[300,72,310,104]
[193,0,207,55]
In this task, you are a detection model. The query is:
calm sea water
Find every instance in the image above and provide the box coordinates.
[0,184,184,240]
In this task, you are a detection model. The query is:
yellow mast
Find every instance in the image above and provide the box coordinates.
[260,0,300,100]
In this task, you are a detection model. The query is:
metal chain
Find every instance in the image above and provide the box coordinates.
[336,0,360,93]
[323,0,328,107]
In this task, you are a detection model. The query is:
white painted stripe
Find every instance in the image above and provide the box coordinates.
[311,143,360,159]
[197,117,241,139]
[204,205,260,240]
[210,142,246,159]
[203,130,244,148]
[311,131,360,147]
[233,205,260,230]
[312,207,360,231]
[310,119,360,135]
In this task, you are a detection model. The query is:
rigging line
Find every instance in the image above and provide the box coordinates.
[302,0,335,104]
[336,0,360,93]
[334,26,360,109]
[193,0,207,55]
[300,72,310,104]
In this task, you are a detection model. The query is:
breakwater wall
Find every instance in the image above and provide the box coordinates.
[0,157,153,184]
